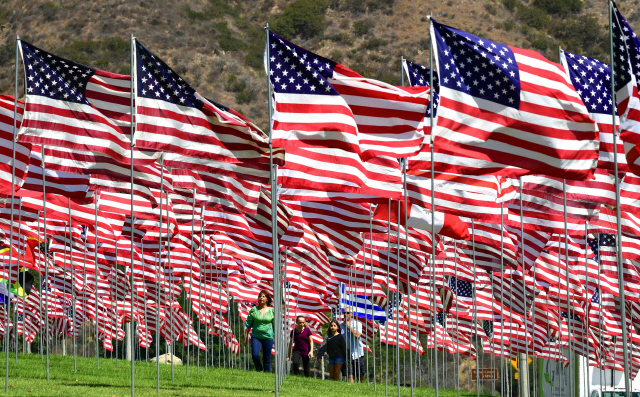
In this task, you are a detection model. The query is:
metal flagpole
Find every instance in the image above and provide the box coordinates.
[5,35,20,391]
[155,252,160,392]
[597,234,604,397]
[217,245,223,369]
[41,146,50,381]
[584,222,590,394]
[519,177,529,397]
[395,202,401,396]
[69,199,76,371]
[114,244,118,368]
[165,201,174,381]
[454,242,460,397]
[562,178,574,397]
[185,188,196,375]
[499,203,504,396]
[156,152,164,393]
[369,204,376,390]
[609,2,631,394]
[265,22,281,395]
[472,220,479,397]
[16,203,24,362]
[94,192,100,368]
[401,158,414,395]
[428,13,439,397]
[37,212,43,362]
[129,33,136,397]
[386,198,391,395]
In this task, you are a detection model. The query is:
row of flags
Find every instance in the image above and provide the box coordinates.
[1,0,640,378]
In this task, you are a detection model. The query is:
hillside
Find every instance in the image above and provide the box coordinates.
[0,0,637,130]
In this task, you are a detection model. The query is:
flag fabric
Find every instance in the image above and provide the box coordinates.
[267,31,427,197]
[133,40,276,182]
[429,18,598,180]
[0,96,31,195]
[560,50,628,173]
[17,41,158,166]
[339,282,387,323]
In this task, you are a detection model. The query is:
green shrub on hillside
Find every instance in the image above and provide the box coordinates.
[503,0,517,11]
[56,37,129,71]
[516,4,550,29]
[215,22,246,52]
[551,14,608,61]
[533,0,582,16]
[353,20,374,37]
[270,0,329,40]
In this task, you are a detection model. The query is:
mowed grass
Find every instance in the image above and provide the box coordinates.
[0,354,487,396]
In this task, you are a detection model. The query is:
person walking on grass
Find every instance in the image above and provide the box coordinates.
[341,307,365,382]
[286,315,314,377]
[317,320,346,381]
[243,290,275,372]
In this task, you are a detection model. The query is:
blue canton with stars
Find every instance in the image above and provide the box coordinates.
[448,276,473,299]
[432,18,520,108]
[563,51,614,114]
[135,40,203,110]
[404,59,439,117]
[482,320,493,338]
[587,233,616,263]
[435,311,446,325]
[21,41,95,106]
[591,288,600,304]
[267,31,339,96]
[612,4,640,93]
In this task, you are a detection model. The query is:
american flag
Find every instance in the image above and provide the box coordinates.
[17,41,157,167]
[0,96,30,195]
[267,31,426,199]
[560,50,628,173]
[133,39,275,183]
[610,3,640,176]
[429,18,598,181]
[403,59,439,136]
[447,276,474,315]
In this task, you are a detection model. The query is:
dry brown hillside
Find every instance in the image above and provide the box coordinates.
[0,0,638,130]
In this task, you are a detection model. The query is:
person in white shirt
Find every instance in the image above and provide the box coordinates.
[340,307,365,382]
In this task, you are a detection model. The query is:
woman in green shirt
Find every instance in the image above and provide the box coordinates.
[243,290,275,372]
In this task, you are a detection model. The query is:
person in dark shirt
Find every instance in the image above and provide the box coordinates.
[317,320,347,381]
[286,315,314,377]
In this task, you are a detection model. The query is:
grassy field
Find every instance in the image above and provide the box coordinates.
[0,353,491,396]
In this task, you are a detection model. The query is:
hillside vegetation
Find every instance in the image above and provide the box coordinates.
[0,0,637,129]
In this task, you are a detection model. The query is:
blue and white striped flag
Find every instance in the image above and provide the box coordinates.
[339,283,387,323]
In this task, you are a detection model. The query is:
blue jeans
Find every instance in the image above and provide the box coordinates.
[251,337,273,372]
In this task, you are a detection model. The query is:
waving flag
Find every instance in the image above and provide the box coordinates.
[0,96,31,195]
[133,39,276,184]
[560,50,628,173]
[267,31,426,197]
[429,18,598,180]
[339,282,387,323]
[17,41,157,166]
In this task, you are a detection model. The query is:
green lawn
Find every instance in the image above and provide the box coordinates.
[0,353,491,396]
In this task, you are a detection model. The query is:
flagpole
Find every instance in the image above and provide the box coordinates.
[454,241,460,397]
[584,222,590,395]
[68,198,76,372]
[93,192,100,369]
[129,32,136,397]
[472,220,479,397]
[40,145,50,382]
[394,202,401,396]
[499,203,504,396]
[186,188,196,375]
[5,34,19,392]
[113,243,118,368]
[386,198,390,396]
[369,204,377,391]
[156,151,164,394]
[597,233,603,397]
[519,177,529,397]
[401,157,414,395]
[428,12,439,397]
[264,22,281,395]
[165,200,174,382]
[609,2,631,394]
[16,202,24,363]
